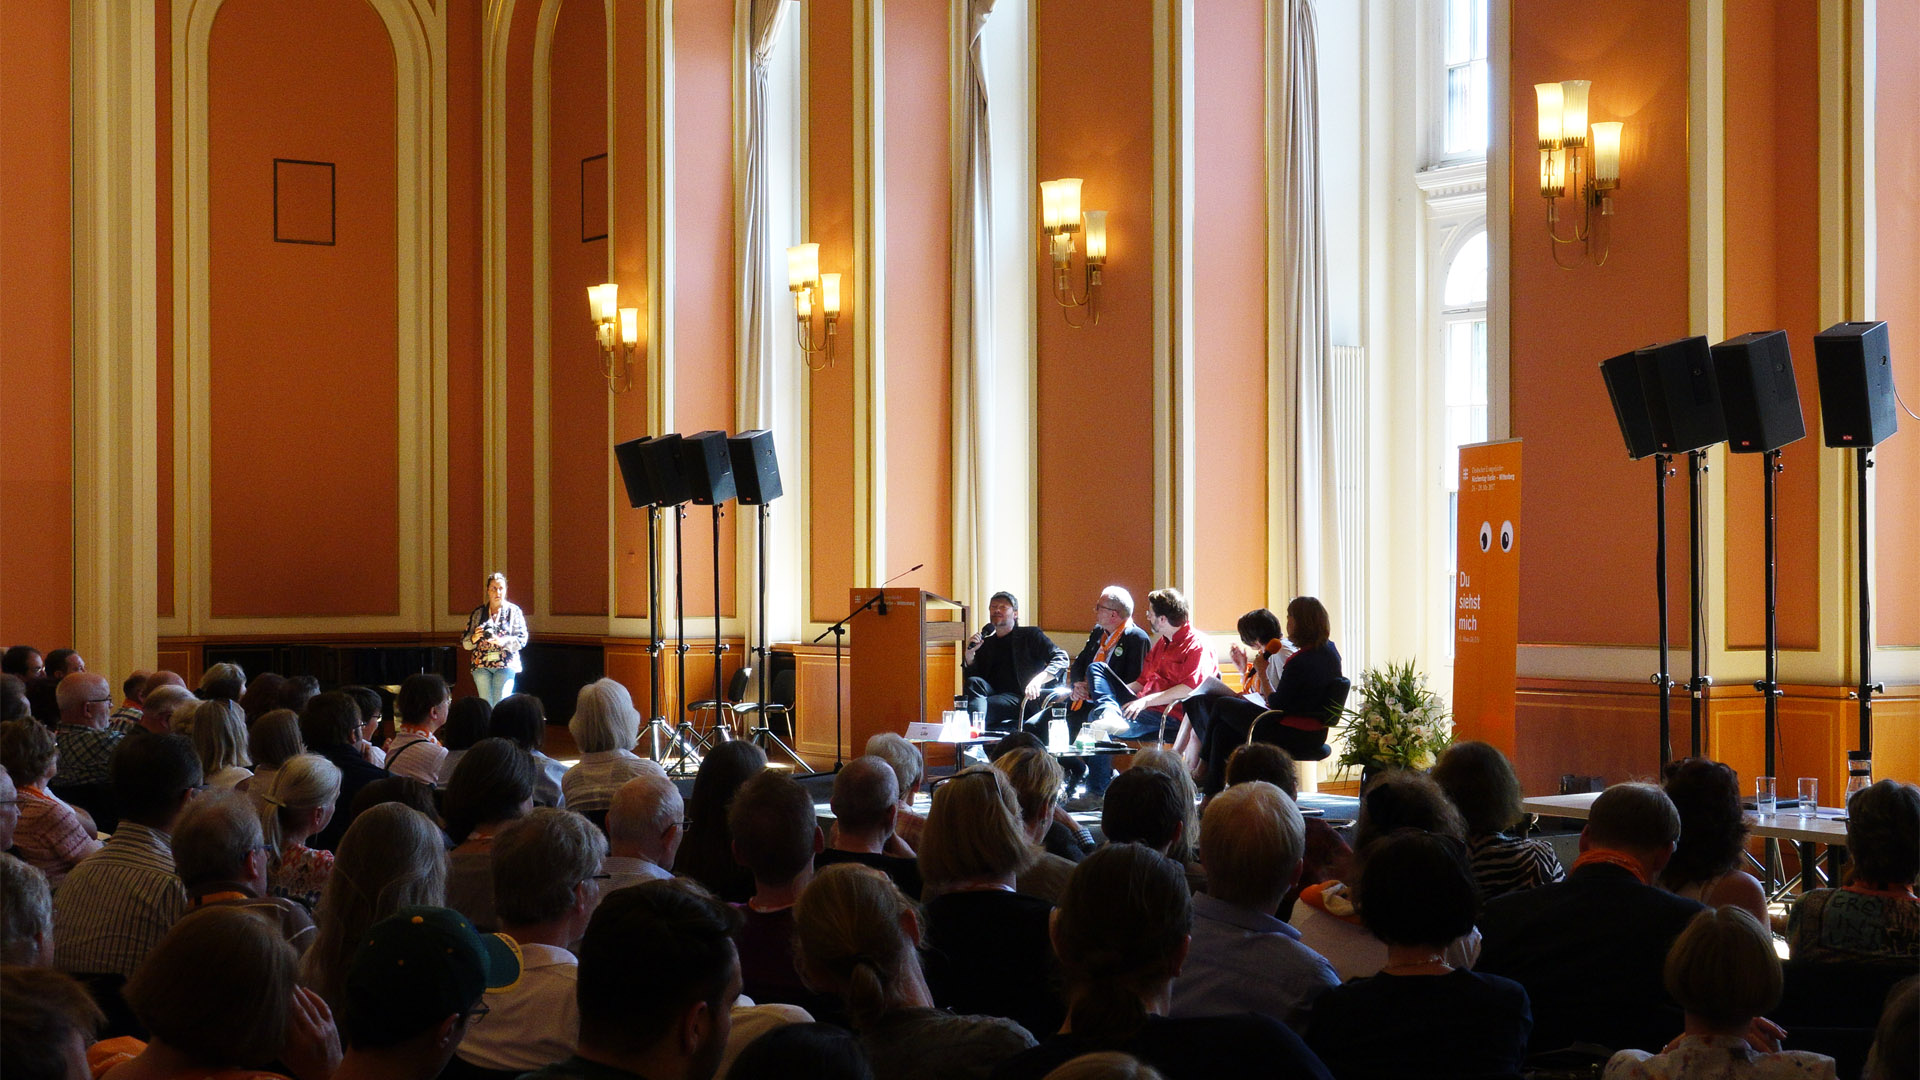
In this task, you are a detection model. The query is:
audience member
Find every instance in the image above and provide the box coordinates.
[443,738,537,932]
[1039,1053,1166,1080]
[1432,740,1565,901]
[1865,976,1918,1080]
[819,756,922,899]
[276,676,322,717]
[998,843,1332,1080]
[677,740,768,904]
[1604,906,1835,1080]
[244,708,305,795]
[1477,782,1703,1055]
[729,769,830,1012]
[435,697,492,787]
[349,776,439,821]
[793,863,1035,1080]
[994,747,1082,903]
[134,685,194,738]
[2,719,101,885]
[454,809,606,1072]
[1654,757,1768,923]
[1171,782,1336,1029]
[0,762,15,851]
[300,803,448,1017]
[604,773,683,888]
[1,965,104,1080]
[863,733,927,851]
[1,851,54,964]
[108,906,341,1080]
[520,879,744,1080]
[918,766,1060,1038]
[1787,778,1919,964]
[341,686,390,769]
[53,733,200,981]
[562,679,663,814]
[1221,743,1351,918]
[1306,830,1532,1079]
[336,906,519,1080]
[172,788,317,951]
[50,672,123,828]
[238,672,288,726]
[259,753,342,911]
[727,1023,874,1080]
[1,645,45,680]
[1126,750,1202,875]
[196,662,246,703]
[491,692,566,807]
[1100,768,1186,857]
[1,671,31,723]
[192,698,253,789]
[1291,770,1478,980]
[385,675,450,785]
[109,670,152,733]
[301,692,389,852]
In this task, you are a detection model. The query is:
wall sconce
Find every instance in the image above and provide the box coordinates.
[1535,80,1621,267]
[587,282,637,392]
[1039,178,1106,327]
[785,243,840,371]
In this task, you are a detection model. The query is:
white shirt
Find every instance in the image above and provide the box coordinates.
[1605,1034,1837,1080]
[383,730,447,785]
[562,750,665,813]
[602,853,674,891]
[1290,882,1481,981]
[453,942,579,1071]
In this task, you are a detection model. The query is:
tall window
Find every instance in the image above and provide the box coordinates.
[1440,0,1488,159]
[761,3,805,640]
[1441,230,1489,659]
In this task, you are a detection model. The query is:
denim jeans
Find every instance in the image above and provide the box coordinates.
[472,667,516,705]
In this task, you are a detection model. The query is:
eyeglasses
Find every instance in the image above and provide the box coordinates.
[463,1002,491,1026]
[88,696,113,705]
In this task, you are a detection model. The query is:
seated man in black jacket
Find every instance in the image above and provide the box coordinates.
[962,591,1068,733]
[1060,586,1151,797]
[1475,782,1704,1056]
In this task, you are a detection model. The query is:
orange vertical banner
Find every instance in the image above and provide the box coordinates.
[1452,439,1524,756]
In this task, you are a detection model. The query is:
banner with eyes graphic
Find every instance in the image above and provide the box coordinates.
[1452,439,1523,757]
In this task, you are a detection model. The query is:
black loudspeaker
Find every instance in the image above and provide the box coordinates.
[1711,330,1806,453]
[678,430,737,506]
[638,433,693,506]
[1635,336,1727,453]
[1600,350,1661,459]
[728,429,784,505]
[613,436,660,508]
[1813,320,1898,448]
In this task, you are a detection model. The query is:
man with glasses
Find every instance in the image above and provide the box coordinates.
[342,905,522,1080]
[49,672,124,831]
[173,788,315,950]
[602,774,683,892]
[1060,586,1152,800]
[962,591,1070,734]
[455,808,607,1074]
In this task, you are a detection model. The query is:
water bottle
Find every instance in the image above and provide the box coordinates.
[1845,751,1873,808]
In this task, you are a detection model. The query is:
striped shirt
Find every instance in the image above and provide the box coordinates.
[1468,831,1567,901]
[52,822,189,977]
[52,724,124,787]
[15,783,102,887]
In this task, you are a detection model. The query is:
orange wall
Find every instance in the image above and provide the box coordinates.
[206,0,400,618]
[446,1,486,614]
[504,1,540,616]
[546,0,610,617]
[670,0,739,621]
[609,0,655,622]
[1189,0,1269,632]
[156,0,175,620]
[1721,0,1821,651]
[0,0,74,648]
[1510,0,1692,647]
[1875,0,1920,646]
[882,0,953,598]
[1034,0,1158,629]
[807,0,859,624]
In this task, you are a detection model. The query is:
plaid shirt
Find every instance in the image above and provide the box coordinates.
[52,822,188,977]
[52,724,125,787]
[109,705,143,734]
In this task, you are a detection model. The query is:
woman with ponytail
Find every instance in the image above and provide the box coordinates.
[258,753,342,911]
[998,844,1331,1080]
[794,863,1035,1080]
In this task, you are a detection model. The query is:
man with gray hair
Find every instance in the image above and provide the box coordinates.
[172,788,315,951]
[136,685,196,737]
[50,672,123,830]
[816,755,922,899]
[1478,781,1704,1054]
[1172,781,1336,1029]
[1062,584,1151,798]
[455,807,607,1073]
[603,774,683,891]
[862,732,928,850]
[0,852,52,965]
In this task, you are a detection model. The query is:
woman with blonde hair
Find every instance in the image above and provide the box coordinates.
[794,863,1036,1080]
[561,678,663,814]
[918,766,1061,1038]
[259,753,342,911]
[299,803,448,1018]
[193,698,253,789]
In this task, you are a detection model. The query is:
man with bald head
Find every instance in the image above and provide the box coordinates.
[50,673,122,790]
[108,670,154,733]
[602,774,684,892]
[816,754,922,899]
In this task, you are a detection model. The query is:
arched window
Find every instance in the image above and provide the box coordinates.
[1440,226,1488,657]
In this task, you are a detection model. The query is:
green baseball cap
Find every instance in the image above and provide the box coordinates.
[345,905,522,1045]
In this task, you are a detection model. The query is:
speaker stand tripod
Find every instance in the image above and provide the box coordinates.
[1851,447,1883,754]
[642,503,680,763]
[1648,452,1676,766]
[665,502,708,776]
[1685,448,1712,755]
[744,502,803,765]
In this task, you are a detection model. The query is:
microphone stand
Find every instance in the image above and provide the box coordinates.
[643,503,677,762]
[708,502,730,742]
[1686,448,1712,755]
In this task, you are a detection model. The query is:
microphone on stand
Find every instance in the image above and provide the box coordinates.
[873,562,925,616]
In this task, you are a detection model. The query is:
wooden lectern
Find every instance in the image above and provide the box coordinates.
[847,588,968,758]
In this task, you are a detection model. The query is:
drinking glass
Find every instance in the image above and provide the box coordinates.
[1797,777,1818,818]
[1755,776,1776,816]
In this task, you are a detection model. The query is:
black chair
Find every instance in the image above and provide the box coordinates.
[1247,676,1351,762]
[686,666,754,742]
[1773,958,1911,1080]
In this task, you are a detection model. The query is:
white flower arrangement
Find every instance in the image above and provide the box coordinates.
[1334,659,1453,773]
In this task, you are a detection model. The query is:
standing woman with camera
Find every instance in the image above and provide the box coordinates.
[462,572,529,706]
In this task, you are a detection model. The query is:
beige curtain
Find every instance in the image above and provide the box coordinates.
[952,0,997,615]
[1274,0,1342,623]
